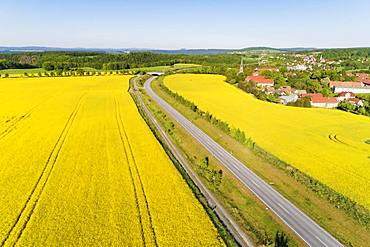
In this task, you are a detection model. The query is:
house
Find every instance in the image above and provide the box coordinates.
[277,86,293,95]
[294,89,307,96]
[347,98,364,107]
[329,81,370,94]
[336,92,355,101]
[302,93,338,108]
[246,75,274,87]
[287,64,308,71]
[355,73,369,81]
[279,94,298,104]
[253,67,278,76]
[264,86,276,95]
[355,73,370,86]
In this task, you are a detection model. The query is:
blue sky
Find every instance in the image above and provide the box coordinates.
[1,0,370,49]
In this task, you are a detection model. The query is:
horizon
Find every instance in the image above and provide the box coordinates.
[2,45,370,51]
[1,0,370,49]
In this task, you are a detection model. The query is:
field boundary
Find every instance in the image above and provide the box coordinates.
[156,75,370,228]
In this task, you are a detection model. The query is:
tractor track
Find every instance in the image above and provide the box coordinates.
[114,96,158,247]
[0,94,62,141]
[1,95,84,247]
[328,133,350,146]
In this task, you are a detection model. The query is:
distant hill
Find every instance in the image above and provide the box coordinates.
[149,49,233,55]
[0,46,133,54]
[233,47,317,53]
[0,46,318,55]
[0,46,233,55]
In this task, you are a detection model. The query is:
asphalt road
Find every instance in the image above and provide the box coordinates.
[144,77,343,247]
[132,78,254,246]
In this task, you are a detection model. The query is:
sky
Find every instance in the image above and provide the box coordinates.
[1,0,370,49]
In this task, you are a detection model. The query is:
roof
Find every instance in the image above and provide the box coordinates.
[279,95,298,102]
[348,98,362,104]
[294,89,307,95]
[301,93,323,98]
[279,86,293,93]
[312,97,337,103]
[329,81,362,88]
[246,75,274,84]
[302,93,337,103]
[362,79,370,86]
[355,73,369,80]
[265,87,276,92]
[338,92,355,97]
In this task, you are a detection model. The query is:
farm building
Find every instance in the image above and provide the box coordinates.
[329,81,370,94]
[246,75,274,87]
[279,94,298,104]
[302,93,338,108]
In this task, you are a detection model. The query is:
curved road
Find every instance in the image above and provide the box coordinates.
[144,77,343,247]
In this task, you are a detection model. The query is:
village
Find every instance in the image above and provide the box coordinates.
[246,68,369,109]
[240,50,370,113]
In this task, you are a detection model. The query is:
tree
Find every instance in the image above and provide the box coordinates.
[42,62,54,71]
[200,157,209,174]
[212,169,223,189]
[76,68,85,76]
[338,101,356,111]
[274,231,288,247]
[56,70,63,76]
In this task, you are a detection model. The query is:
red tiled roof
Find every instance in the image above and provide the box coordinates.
[362,79,370,86]
[302,93,337,103]
[246,75,274,84]
[329,81,362,88]
[301,93,323,98]
[348,98,361,104]
[338,92,355,97]
[355,73,369,81]
[312,97,337,103]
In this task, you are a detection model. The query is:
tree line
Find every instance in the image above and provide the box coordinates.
[0,51,243,72]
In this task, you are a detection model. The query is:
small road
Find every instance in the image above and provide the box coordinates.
[143,76,343,247]
[132,78,254,247]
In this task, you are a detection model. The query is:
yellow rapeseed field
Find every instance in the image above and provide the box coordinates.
[0,75,224,246]
[164,74,370,208]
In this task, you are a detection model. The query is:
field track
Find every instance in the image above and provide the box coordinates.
[114,96,158,247]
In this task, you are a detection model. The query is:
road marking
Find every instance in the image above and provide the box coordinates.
[316,236,329,247]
